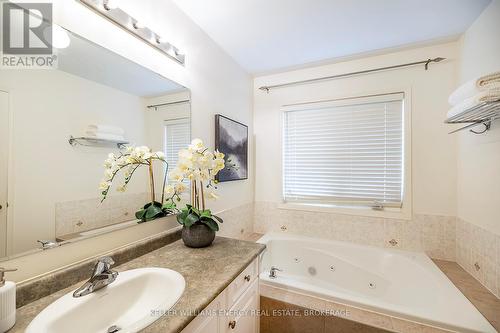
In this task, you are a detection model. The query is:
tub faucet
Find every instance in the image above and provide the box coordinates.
[73,256,119,298]
[37,239,59,250]
[269,266,282,279]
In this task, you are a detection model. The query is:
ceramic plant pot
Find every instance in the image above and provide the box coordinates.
[181,222,216,248]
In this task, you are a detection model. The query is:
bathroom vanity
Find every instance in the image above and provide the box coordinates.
[10,234,265,333]
[182,258,259,333]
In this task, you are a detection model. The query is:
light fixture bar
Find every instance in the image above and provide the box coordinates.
[78,0,185,65]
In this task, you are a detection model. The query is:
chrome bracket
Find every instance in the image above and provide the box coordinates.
[470,121,491,134]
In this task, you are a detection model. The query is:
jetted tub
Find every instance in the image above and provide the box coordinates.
[257,233,496,333]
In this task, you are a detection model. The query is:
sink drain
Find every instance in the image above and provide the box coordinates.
[368,282,376,289]
[107,325,121,333]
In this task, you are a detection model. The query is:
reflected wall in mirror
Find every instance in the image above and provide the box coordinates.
[0,30,191,260]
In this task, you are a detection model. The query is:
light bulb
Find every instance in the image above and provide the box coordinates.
[103,0,119,10]
[52,25,71,49]
[157,36,169,45]
[133,21,145,29]
[43,24,71,49]
[166,44,177,56]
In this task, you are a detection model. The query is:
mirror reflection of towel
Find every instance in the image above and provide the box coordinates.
[86,124,125,136]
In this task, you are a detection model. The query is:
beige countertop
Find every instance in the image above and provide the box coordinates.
[10,237,266,333]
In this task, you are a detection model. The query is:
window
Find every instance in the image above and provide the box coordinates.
[164,118,191,173]
[283,93,405,209]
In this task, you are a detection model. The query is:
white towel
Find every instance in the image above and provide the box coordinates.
[449,71,500,106]
[86,124,125,136]
[85,132,125,142]
[447,89,500,119]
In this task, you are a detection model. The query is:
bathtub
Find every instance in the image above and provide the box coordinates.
[257,233,496,333]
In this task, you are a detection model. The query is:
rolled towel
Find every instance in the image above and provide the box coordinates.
[477,71,500,86]
[447,89,500,119]
[449,71,500,106]
[86,124,125,136]
[85,132,125,141]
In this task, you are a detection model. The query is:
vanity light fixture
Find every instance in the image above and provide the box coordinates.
[78,0,185,65]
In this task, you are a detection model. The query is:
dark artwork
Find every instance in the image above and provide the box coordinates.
[215,115,248,182]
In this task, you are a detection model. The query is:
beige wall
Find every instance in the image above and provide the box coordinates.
[2,0,253,282]
[456,0,500,236]
[254,41,459,218]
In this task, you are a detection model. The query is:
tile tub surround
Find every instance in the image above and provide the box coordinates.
[16,227,182,308]
[260,296,391,333]
[254,201,456,261]
[456,218,500,299]
[260,284,455,333]
[11,237,266,333]
[433,260,500,332]
[55,192,149,237]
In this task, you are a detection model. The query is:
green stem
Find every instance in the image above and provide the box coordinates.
[148,161,155,203]
[160,160,169,204]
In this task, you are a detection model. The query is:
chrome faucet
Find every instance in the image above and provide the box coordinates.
[37,239,59,250]
[73,256,118,298]
[269,266,282,279]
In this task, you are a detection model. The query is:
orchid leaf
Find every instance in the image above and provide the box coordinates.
[203,219,219,231]
[212,215,223,224]
[184,213,199,227]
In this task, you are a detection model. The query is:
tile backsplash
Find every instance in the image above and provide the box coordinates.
[56,198,255,240]
[456,218,500,298]
[217,202,255,239]
[253,201,456,261]
[55,192,149,237]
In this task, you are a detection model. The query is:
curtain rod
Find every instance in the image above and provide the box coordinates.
[146,99,190,109]
[258,57,446,93]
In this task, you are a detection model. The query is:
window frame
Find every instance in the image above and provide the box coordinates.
[279,89,412,220]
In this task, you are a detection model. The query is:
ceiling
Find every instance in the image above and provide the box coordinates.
[172,0,491,74]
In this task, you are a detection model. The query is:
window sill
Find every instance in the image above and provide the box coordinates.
[277,202,411,220]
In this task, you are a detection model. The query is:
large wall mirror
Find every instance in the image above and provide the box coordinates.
[0,29,190,260]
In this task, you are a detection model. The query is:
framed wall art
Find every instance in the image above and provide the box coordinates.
[215,114,248,182]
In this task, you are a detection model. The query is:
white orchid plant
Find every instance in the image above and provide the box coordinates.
[100,146,174,222]
[99,139,226,228]
[167,139,226,231]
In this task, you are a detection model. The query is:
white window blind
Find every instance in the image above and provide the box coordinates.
[164,118,191,173]
[283,93,404,208]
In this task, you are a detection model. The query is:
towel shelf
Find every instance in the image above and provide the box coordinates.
[445,100,500,134]
[68,136,129,149]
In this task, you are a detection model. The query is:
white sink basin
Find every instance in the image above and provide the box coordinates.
[26,268,185,333]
